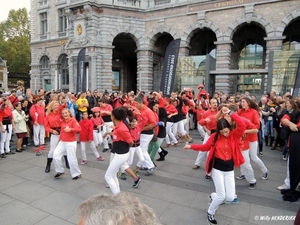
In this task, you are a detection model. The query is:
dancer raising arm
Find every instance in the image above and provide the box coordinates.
[183,106,246,225]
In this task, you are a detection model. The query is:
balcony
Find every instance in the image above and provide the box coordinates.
[112,0,141,8]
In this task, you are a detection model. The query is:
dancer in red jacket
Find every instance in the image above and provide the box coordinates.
[184,106,246,225]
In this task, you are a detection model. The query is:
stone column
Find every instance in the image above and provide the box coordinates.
[100,46,114,92]
[90,54,97,91]
[68,56,75,93]
[214,41,232,93]
[136,49,153,93]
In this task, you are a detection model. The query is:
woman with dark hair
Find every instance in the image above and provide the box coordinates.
[237,97,268,180]
[184,106,246,225]
[104,107,133,194]
[278,99,300,201]
[163,96,178,148]
[271,100,287,151]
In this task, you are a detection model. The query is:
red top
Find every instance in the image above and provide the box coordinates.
[130,115,148,141]
[9,96,19,107]
[240,118,257,151]
[99,104,113,116]
[0,106,13,122]
[44,104,66,132]
[190,113,246,174]
[79,119,94,142]
[195,108,205,121]
[199,114,217,131]
[29,104,45,125]
[90,116,104,127]
[139,105,156,131]
[165,104,177,115]
[182,105,189,116]
[197,89,209,101]
[158,97,165,108]
[113,121,133,143]
[238,108,260,142]
[60,117,81,142]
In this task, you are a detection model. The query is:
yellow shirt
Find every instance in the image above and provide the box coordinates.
[76,98,89,112]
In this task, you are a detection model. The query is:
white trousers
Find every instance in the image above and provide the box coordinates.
[173,120,187,136]
[157,137,165,153]
[284,157,290,188]
[240,149,256,184]
[197,123,206,139]
[137,134,155,169]
[121,146,144,172]
[195,132,210,166]
[105,152,129,195]
[101,121,113,148]
[249,141,268,174]
[208,168,235,215]
[33,124,45,146]
[165,122,178,144]
[93,130,103,146]
[0,124,12,153]
[47,134,61,158]
[80,141,100,160]
[53,141,81,178]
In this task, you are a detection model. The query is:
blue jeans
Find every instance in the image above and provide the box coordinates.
[264,120,274,137]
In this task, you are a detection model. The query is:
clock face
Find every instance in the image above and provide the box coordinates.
[77,24,83,36]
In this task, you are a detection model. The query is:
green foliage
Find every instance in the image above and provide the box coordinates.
[0,8,30,73]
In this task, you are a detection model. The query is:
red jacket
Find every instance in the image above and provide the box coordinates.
[29,104,45,125]
[238,108,260,142]
[79,119,94,142]
[0,105,13,122]
[60,117,81,142]
[190,113,246,174]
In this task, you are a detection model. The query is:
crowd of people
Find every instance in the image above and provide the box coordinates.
[0,85,299,225]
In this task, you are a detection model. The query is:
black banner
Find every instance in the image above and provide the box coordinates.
[160,39,181,96]
[292,56,300,97]
[77,48,86,93]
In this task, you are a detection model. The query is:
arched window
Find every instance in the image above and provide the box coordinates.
[238,40,264,70]
[41,56,49,69]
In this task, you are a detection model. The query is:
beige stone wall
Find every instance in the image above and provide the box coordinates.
[206,7,245,35]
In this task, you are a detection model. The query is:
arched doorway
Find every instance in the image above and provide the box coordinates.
[231,23,267,95]
[112,34,137,93]
[151,32,174,91]
[177,28,217,94]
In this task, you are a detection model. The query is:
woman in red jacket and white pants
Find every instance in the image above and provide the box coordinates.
[29,98,45,147]
[53,108,82,180]
[184,107,246,225]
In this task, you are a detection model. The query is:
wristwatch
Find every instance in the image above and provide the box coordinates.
[228,110,233,116]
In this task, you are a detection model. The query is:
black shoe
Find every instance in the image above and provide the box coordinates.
[1,153,6,158]
[156,152,165,161]
[16,149,23,153]
[45,158,53,173]
[102,148,109,152]
[207,213,217,225]
[45,165,50,173]
[249,183,256,190]
[6,151,16,154]
[54,172,64,179]
[205,175,211,180]
[72,174,81,180]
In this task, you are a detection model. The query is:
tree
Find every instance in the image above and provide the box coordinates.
[0,8,30,74]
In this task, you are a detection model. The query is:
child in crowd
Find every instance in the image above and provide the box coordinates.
[79,111,104,164]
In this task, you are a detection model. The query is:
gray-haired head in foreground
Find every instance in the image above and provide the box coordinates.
[134,95,144,104]
[78,192,161,225]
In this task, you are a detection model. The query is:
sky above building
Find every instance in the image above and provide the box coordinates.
[0,0,30,22]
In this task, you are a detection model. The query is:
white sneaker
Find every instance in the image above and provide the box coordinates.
[277,184,289,191]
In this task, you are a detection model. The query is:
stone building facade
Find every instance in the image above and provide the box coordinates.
[30,0,300,96]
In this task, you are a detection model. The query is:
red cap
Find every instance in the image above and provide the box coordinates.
[198,84,204,89]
